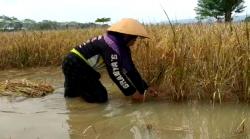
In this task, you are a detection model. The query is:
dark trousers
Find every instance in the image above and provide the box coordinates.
[62,53,108,103]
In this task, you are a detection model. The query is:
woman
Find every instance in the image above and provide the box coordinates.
[62,18,157,103]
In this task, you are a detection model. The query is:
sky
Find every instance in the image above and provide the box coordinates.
[0,0,250,23]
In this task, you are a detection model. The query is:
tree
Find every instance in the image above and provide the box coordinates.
[37,20,58,30]
[95,18,111,24]
[22,19,36,30]
[0,15,104,31]
[195,0,246,22]
[12,21,23,30]
[0,15,11,20]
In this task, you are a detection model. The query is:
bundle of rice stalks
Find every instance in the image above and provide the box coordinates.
[0,79,54,97]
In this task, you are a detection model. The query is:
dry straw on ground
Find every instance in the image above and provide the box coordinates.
[0,79,54,97]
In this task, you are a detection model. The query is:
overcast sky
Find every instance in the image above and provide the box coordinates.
[0,0,250,23]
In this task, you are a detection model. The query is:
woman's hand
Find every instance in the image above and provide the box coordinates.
[146,87,159,97]
[131,91,145,102]
[131,87,159,102]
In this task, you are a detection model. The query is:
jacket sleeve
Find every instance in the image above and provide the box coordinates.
[125,55,149,94]
[105,52,137,96]
[126,69,148,94]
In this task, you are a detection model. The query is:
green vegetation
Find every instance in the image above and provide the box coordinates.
[195,0,246,22]
[0,15,104,31]
[95,17,111,24]
[0,23,249,102]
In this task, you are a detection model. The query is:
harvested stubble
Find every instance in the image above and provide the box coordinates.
[0,79,54,97]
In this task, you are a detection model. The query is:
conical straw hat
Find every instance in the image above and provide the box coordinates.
[107,18,149,38]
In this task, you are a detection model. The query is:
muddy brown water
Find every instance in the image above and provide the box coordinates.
[0,67,249,139]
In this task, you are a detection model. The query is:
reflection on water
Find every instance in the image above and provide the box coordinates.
[65,100,250,139]
[0,67,249,139]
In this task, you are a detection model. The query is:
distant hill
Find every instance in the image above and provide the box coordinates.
[233,15,247,22]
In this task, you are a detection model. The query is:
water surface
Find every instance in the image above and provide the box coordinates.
[0,67,249,139]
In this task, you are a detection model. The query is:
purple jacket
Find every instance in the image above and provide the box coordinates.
[73,34,148,95]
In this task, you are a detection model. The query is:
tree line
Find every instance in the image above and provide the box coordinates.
[0,15,109,31]
[1,0,249,32]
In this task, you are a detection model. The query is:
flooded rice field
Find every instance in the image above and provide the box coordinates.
[0,67,249,139]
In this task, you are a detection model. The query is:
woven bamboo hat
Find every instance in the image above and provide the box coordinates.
[107,18,149,38]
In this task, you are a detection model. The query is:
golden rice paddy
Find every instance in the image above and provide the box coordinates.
[0,23,249,102]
